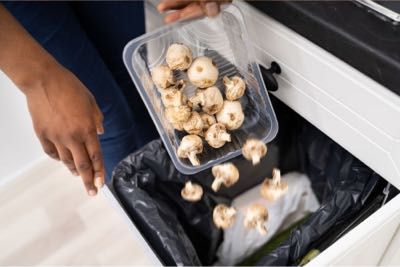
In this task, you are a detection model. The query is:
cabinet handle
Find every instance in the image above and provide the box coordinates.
[260,61,281,92]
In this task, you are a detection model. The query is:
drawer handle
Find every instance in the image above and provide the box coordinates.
[260,62,281,92]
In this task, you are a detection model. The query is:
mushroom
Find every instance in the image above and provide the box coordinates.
[205,123,231,148]
[189,86,223,115]
[151,64,175,89]
[166,43,193,70]
[200,112,216,131]
[172,122,184,131]
[177,135,203,166]
[183,111,204,135]
[242,138,267,165]
[181,181,203,202]
[223,75,246,100]
[161,81,187,107]
[187,56,219,88]
[216,100,245,130]
[211,163,239,192]
[260,168,288,202]
[213,204,237,229]
[165,105,191,125]
[244,204,268,235]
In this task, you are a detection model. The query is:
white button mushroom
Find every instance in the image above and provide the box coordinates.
[244,203,268,235]
[190,86,224,115]
[183,111,204,135]
[216,100,245,130]
[223,75,246,101]
[211,163,239,192]
[188,56,219,88]
[242,138,267,165]
[151,64,175,89]
[181,181,203,202]
[177,135,203,166]
[205,123,231,148]
[200,112,216,131]
[213,204,237,229]
[165,105,191,125]
[161,81,187,107]
[166,43,193,71]
[260,168,288,202]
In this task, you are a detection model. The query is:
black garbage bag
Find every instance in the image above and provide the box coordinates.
[255,111,383,266]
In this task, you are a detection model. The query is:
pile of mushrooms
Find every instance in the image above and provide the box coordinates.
[151,42,248,167]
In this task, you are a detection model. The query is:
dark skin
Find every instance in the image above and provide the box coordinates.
[0,1,226,196]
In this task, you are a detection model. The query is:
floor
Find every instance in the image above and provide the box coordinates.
[0,159,152,265]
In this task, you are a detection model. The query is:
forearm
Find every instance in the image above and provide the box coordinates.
[0,4,60,94]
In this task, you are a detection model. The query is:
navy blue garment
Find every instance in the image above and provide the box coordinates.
[4,1,158,179]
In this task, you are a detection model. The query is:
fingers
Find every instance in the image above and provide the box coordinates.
[56,145,78,176]
[85,135,105,189]
[94,104,104,135]
[157,0,193,12]
[38,137,60,161]
[164,2,204,24]
[70,142,97,196]
[202,2,220,17]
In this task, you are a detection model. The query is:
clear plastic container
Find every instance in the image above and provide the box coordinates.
[123,4,278,174]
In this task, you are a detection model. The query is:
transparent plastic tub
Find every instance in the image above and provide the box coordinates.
[123,4,278,174]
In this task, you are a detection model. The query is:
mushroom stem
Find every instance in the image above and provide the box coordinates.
[256,220,268,235]
[272,168,281,186]
[226,207,237,218]
[252,154,261,165]
[221,132,231,142]
[211,177,224,192]
[186,181,194,190]
[188,151,200,166]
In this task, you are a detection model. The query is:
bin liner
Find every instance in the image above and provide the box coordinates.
[255,120,382,266]
[111,140,231,266]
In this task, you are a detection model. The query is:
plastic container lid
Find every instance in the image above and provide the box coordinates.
[123,4,278,174]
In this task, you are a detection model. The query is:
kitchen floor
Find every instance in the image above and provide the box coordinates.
[0,159,151,265]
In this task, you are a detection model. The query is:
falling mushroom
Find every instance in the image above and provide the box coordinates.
[177,135,203,166]
[166,43,193,71]
[151,64,175,89]
[188,56,219,88]
[216,100,245,130]
[181,181,203,202]
[223,75,246,101]
[211,163,239,192]
[260,168,288,202]
[213,204,237,229]
[205,123,231,148]
[242,138,267,165]
[244,203,268,235]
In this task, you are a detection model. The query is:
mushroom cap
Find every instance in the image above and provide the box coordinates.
[260,168,288,202]
[183,111,204,135]
[165,105,191,124]
[189,86,224,115]
[200,112,216,131]
[188,56,219,88]
[205,123,231,148]
[223,76,246,101]
[177,135,203,166]
[151,64,175,89]
[166,43,193,70]
[211,162,239,191]
[181,181,203,202]
[161,87,187,107]
[244,204,268,231]
[242,138,267,165]
[172,121,184,131]
[213,204,237,229]
[216,100,245,130]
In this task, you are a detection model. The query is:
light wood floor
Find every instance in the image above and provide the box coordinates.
[0,159,152,265]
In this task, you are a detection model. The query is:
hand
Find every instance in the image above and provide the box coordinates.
[26,65,105,196]
[157,0,230,24]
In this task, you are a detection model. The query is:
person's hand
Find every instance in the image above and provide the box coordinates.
[25,65,104,196]
[157,0,230,24]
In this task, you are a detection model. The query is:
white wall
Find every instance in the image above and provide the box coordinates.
[0,71,44,183]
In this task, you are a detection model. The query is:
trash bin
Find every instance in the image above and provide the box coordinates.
[110,96,398,266]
